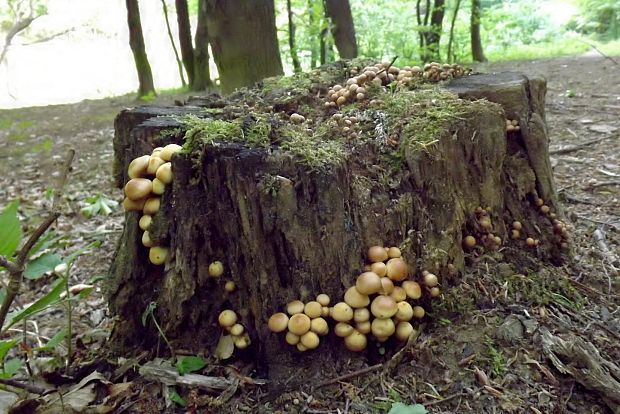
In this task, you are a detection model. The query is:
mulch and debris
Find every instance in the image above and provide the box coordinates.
[0,54,618,413]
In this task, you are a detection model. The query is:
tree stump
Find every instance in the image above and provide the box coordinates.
[108,63,568,382]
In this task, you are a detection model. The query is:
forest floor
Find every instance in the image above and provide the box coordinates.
[0,53,618,413]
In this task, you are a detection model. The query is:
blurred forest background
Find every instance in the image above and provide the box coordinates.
[1,0,619,108]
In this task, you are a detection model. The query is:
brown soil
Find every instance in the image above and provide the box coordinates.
[0,54,618,413]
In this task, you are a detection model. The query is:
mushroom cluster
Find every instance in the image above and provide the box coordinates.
[123,144,182,265]
[268,245,440,353]
[506,119,520,132]
[331,113,359,139]
[324,61,470,108]
[268,295,331,352]
[463,207,501,250]
[218,309,251,349]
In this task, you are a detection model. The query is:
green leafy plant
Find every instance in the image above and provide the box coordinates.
[175,356,207,375]
[388,402,428,414]
[168,388,187,407]
[80,193,118,217]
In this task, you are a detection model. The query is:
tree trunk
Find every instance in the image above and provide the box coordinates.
[175,0,195,87]
[470,0,487,62]
[161,0,187,87]
[205,0,283,93]
[446,0,461,62]
[421,0,445,62]
[109,66,567,382]
[126,0,156,98]
[323,0,358,59]
[287,0,302,72]
[309,0,318,68]
[192,0,213,91]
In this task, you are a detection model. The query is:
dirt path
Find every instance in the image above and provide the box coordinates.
[0,55,618,412]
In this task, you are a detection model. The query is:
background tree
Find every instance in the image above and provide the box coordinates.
[160,0,186,87]
[324,0,358,59]
[206,0,283,93]
[192,0,213,90]
[446,0,462,62]
[175,0,195,87]
[416,0,446,62]
[125,0,155,98]
[470,0,487,62]
[287,0,302,72]
[0,0,47,65]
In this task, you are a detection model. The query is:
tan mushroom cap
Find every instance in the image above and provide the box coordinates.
[356,272,382,295]
[300,331,320,349]
[218,310,237,327]
[124,178,153,201]
[387,247,402,258]
[353,307,370,323]
[412,306,425,319]
[394,301,414,321]
[147,156,166,175]
[296,342,308,352]
[139,215,152,231]
[370,295,398,318]
[368,246,388,262]
[156,162,173,184]
[285,331,300,345]
[395,321,415,341]
[316,293,330,306]
[288,313,311,335]
[356,320,371,334]
[310,317,329,336]
[233,334,250,349]
[304,301,323,319]
[344,286,370,308]
[152,178,166,195]
[149,246,168,265]
[430,287,441,297]
[286,300,305,315]
[208,261,224,277]
[160,144,183,161]
[402,280,422,300]
[423,272,439,287]
[370,262,387,277]
[230,323,244,336]
[463,235,476,249]
[128,155,151,179]
[332,302,354,322]
[371,318,395,338]
[386,258,408,281]
[380,277,395,294]
[334,322,354,337]
[143,197,161,215]
[268,313,289,333]
[344,330,367,351]
[389,286,407,302]
[142,231,153,248]
[123,197,146,212]
[224,281,236,292]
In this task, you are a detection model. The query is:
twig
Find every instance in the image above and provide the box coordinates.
[312,364,382,390]
[0,377,49,394]
[549,135,615,155]
[0,149,74,330]
[384,323,425,373]
[423,389,471,407]
[577,39,619,65]
[375,56,399,76]
[574,215,620,231]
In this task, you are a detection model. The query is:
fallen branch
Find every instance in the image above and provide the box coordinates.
[593,229,620,269]
[0,377,50,395]
[139,360,235,392]
[549,135,615,155]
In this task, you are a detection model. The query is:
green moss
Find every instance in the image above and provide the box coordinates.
[279,124,346,170]
[178,115,271,153]
[505,272,583,308]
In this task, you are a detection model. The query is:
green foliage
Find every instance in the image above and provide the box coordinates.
[568,0,620,39]
[35,328,67,352]
[0,201,21,259]
[485,336,506,378]
[388,402,428,414]
[5,278,66,329]
[24,253,62,279]
[169,388,187,407]
[175,356,207,375]
[80,193,118,217]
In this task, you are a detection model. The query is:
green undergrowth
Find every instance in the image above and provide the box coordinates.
[179,115,271,153]
[279,123,346,170]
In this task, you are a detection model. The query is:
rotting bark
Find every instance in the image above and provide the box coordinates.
[109,64,567,383]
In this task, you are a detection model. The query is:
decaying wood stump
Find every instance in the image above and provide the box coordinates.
[107,62,568,381]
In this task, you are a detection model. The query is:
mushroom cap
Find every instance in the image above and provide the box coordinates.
[300,331,320,349]
[423,273,439,288]
[233,334,250,349]
[152,178,166,195]
[160,144,183,161]
[395,321,415,341]
[288,313,311,335]
[296,343,308,352]
[394,301,414,321]
[147,156,166,175]
[356,321,371,334]
[370,295,398,318]
[370,262,387,277]
[156,162,173,184]
[353,307,370,323]
[143,197,161,215]
[512,221,523,231]
[387,247,402,258]
[344,330,367,351]
[389,286,407,302]
[344,286,370,308]
[142,231,153,248]
[321,306,330,317]
[138,215,152,231]
[148,246,168,265]
[230,323,244,336]
[124,178,153,201]
[310,317,329,336]
[334,322,354,337]
[128,155,150,179]
[316,293,330,306]
[412,306,425,319]
[218,310,237,327]
[368,246,388,262]
[356,272,382,295]
[463,235,477,248]
[386,258,408,281]
[402,281,422,299]
[268,313,289,333]
[208,261,224,277]
[430,287,441,297]
[304,301,323,319]
[123,197,146,212]
[332,302,354,322]
[380,277,395,294]
[286,300,305,315]
[371,318,395,338]
[285,331,300,345]
[224,281,236,292]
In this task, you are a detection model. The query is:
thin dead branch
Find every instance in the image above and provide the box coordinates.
[549,135,616,155]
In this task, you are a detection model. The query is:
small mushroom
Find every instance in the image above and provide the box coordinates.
[123,197,146,212]
[286,300,305,315]
[143,197,161,215]
[368,246,388,262]
[395,321,414,341]
[394,301,414,321]
[356,320,371,334]
[389,286,407,302]
[147,156,166,175]
[230,323,244,336]
[371,262,387,277]
[316,293,330,306]
[463,235,477,249]
[128,155,151,179]
[124,178,153,201]
[332,302,354,322]
[402,280,422,299]
[149,246,168,265]
[423,272,439,288]
[224,281,236,292]
[139,215,152,231]
[268,313,289,333]
[386,258,408,281]
[208,261,224,277]
[387,247,401,258]
[356,272,382,295]
[412,306,425,319]
[285,331,300,345]
[152,178,166,195]
[218,310,237,328]
[371,318,395,338]
[429,287,441,297]
[380,277,395,294]
[142,231,153,248]
[334,322,354,337]
[310,317,329,336]
[160,144,182,161]
[290,113,306,124]
[344,330,367,351]
[288,313,311,336]
[300,331,320,349]
[156,163,173,184]
[304,301,323,319]
[370,295,398,318]
[344,286,370,308]
[353,307,370,323]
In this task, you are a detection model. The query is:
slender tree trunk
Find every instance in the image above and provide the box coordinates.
[421,0,445,62]
[126,0,156,98]
[323,0,357,59]
[206,0,283,93]
[175,0,195,86]
[161,0,186,87]
[309,0,318,68]
[320,26,329,65]
[447,0,461,62]
[470,0,487,62]
[287,0,302,72]
[416,0,424,52]
[192,0,213,91]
